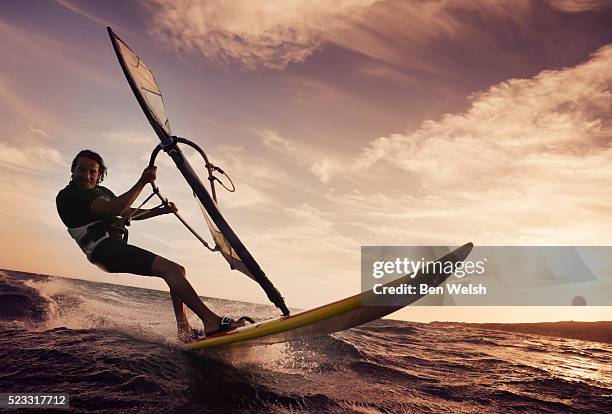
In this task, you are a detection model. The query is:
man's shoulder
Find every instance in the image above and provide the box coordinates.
[56,183,77,202]
[56,183,110,227]
[57,183,112,199]
[56,183,103,209]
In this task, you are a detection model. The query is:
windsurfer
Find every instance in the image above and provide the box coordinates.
[56,149,247,342]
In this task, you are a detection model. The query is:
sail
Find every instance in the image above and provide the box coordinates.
[199,200,256,280]
[110,31,171,140]
[107,27,289,315]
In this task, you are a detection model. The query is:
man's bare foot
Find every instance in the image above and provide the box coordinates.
[177,324,191,342]
[177,326,206,343]
[177,328,190,343]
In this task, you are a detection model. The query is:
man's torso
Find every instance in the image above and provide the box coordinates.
[56,182,126,257]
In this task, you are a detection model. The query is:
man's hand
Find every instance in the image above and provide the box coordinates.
[139,166,157,185]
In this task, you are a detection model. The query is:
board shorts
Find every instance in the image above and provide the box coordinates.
[90,239,157,276]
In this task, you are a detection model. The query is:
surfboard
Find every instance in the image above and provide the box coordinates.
[184,242,473,350]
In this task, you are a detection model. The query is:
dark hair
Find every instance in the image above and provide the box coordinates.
[71,149,107,184]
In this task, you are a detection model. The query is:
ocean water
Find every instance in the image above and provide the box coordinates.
[0,269,610,413]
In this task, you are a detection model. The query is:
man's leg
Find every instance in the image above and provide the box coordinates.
[151,256,221,335]
[90,241,243,339]
[170,288,190,338]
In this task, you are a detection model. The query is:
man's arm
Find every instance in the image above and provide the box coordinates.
[90,166,156,217]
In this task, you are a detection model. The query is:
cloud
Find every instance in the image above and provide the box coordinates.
[146,0,377,70]
[0,142,64,172]
[251,203,359,269]
[547,0,612,13]
[99,129,154,146]
[0,143,68,238]
[311,157,343,183]
[325,1,535,70]
[0,21,116,148]
[349,44,612,178]
[0,20,117,89]
[0,76,58,135]
[256,128,345,183]
[141,0,531,74]
[144,0,611,88]
[208,143,294,191]
[260,129,300,154]
[28,126,52,140]
[315,44,612,244]
[358,64,424,87]
[55,0,110,26]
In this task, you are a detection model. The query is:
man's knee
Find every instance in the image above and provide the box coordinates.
[162,264,186,283]
[152,257,185,280]
[174,263,186,278]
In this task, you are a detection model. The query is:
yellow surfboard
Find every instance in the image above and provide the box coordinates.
[184,243,473,350]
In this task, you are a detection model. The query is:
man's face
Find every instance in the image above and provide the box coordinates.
[72,157,100,190]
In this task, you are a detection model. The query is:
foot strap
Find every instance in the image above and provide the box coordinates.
[218,316,235,331]
[237,316,255,324]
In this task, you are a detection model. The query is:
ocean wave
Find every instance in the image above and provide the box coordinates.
[0,270,609,413]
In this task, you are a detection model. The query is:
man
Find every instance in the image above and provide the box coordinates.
[56,149,247,342]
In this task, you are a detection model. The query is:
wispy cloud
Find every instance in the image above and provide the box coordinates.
[99,129,154,146]
[0,20,116,89]
[248,203,359,273]
[27,126,52,140]
[0,143,67,235]
[256,128,344,184]
[55,0,110,26]
[0,142,64,172]
[144,0,611,84]
[547,0,612,13]
[146,0,377,70]
[358,64,424,87]
[317,44,612,244]
[0,76,58,134]
[260,129,301,154]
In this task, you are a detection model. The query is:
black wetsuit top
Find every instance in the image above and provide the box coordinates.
[56,182,156,276]
[56,182,125,240]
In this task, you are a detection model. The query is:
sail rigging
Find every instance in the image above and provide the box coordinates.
[107,27,290,316]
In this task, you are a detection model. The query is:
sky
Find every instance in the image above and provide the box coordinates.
[1,0,611,323]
